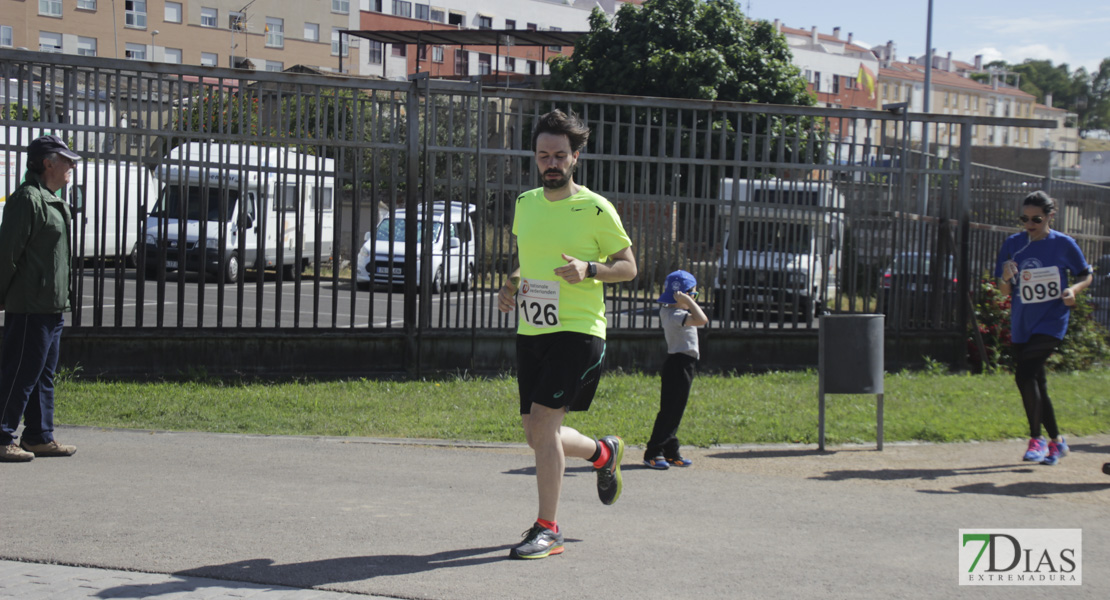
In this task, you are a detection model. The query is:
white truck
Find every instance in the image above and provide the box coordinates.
[3,126,155,263]
[145,142,336,282]
[712,178,843,326]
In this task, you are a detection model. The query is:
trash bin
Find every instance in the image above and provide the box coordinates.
[818,314,884,450]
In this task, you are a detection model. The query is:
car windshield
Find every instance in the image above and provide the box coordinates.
[150,185,239,221]
[376,218,442,244]
[731,222,811,254]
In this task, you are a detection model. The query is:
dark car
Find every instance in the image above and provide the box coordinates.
[880,252,958,322]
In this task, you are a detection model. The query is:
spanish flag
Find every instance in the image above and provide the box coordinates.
[858,62,876,99]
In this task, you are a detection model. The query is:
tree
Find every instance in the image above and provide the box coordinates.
[547,0,812,106]
[975,59,1108,136]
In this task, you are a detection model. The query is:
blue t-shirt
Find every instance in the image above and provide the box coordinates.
[994,230,1090,344]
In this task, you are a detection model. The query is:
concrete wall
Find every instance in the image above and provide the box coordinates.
[55,328,966,380]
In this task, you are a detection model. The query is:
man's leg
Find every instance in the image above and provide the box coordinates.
[20,314,63,445]
[522,404,597,522]
[0,313,47,446]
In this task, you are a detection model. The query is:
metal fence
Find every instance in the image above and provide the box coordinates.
[3,49,1109,342]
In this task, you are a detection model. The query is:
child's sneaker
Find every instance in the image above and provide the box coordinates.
[643,456,669,470]
[1042,437,1068,466]
[665,455,692,467]
[1022,436,1047,462]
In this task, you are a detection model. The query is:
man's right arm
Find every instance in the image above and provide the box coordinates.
[497,267,521,313]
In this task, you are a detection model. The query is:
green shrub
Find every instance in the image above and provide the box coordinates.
[969,277,1108,373]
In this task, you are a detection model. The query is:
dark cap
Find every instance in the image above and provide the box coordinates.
[28,135,81,162]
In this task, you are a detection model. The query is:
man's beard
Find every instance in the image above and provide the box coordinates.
[541,164,575,189]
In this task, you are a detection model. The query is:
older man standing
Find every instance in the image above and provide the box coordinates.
[0,135,81,462]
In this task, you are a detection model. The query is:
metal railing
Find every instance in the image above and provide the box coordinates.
[3,49,1109,340]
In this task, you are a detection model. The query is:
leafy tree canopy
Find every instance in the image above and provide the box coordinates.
[546,0,814,107]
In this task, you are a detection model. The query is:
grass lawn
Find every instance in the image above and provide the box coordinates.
[56,368,1110,447]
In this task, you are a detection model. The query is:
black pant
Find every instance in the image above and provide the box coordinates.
[645,353,697,458]
[1012,334,1062,440]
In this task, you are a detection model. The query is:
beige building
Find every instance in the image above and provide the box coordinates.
[1,0,357,73]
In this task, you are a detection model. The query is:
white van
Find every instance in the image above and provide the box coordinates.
[355,202,477,293]
[145,142,336,282]
[712,178,843,325]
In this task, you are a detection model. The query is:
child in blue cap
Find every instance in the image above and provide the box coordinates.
[644,270,708,469]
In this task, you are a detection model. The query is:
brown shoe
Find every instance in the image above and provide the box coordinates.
[1,443,35,462]
[20,440,77,457]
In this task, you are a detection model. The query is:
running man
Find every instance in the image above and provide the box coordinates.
[497,110,637,559]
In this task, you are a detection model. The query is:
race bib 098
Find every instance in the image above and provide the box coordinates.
[1019,266,1062,304]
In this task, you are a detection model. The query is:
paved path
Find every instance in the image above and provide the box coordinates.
[2,426,1109,599]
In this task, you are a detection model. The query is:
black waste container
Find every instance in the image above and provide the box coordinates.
[818,314,884,450]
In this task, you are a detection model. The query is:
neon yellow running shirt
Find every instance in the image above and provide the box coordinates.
[512,187,632,339]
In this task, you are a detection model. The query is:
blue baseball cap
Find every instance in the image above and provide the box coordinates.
[28,135,81,162]
[657,270,697,304]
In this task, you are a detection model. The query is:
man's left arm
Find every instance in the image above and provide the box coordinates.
[555,246,637,284]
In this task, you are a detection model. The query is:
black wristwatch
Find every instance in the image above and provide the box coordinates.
[586,262,598,278]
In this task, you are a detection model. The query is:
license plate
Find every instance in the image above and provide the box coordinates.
[376,266,402,275]
[166,260,178,269]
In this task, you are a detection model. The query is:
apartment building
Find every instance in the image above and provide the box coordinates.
[0,0,358,73]
[777,22,880,111]
[355,0,638,81]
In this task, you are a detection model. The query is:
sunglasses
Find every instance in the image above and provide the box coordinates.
[687,290,699,299]
[1018,215,1044,224]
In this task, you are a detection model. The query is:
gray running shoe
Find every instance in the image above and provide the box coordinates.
[595,435,624,505]
[509,522,564,559]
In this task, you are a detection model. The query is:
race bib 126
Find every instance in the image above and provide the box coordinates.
[518,278,560,328]
[1019,266,1062,304]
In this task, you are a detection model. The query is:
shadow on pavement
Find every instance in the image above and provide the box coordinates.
[920,481,1110,497]
[812,464,1034,482]
[707,448,832,459]
[95,546,511,598]
[501,464,594,476]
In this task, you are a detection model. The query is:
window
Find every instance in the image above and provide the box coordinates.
[229,12,245,31]
[1,26,13,48]
[505,19,516,29]
[200,52,217,66]
[392,1,411,18]
[333,0,349,13]
[430,8,444,22]
[477,15,492,29]
[165,2,181,23]
[39,31,62,53]
[77,0,97,10]
[832,75,840,94]
[164,48,182,63]
[367,40,383,64]
[369,0,382,11]
[125,1,147,28]
[478,53,491,75]
[266,60,284,72]
[415,4,429,20]
[392,43,406,57]
[304,23,319,42]
[449,11,464,26]
[266,18,283,47]
[505,57,515,71]
[39,0,62,17]
[813,71,821,92]
[125,42,146,60]
[417,44,427,60]
[201,8,217,28]
[548,26,561,52]
[528,60,537,75]
[76,36,97,56]
[454,49,468,75]
[431,45,443,63]
[331,28,347,56]
[313,187,333,211]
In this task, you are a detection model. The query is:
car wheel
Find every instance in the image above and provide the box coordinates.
[225,252,240,284]
[431,266,444,294]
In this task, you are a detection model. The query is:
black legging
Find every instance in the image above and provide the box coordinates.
[1012,334,1062,440]
[646,353,698,457]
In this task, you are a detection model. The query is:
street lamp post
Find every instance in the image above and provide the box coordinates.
[151,29,159,61]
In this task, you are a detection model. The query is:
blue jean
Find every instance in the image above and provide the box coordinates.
[0,313,64,446]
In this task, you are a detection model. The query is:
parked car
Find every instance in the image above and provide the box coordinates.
[880,251,957,318]
[355,202,476,293]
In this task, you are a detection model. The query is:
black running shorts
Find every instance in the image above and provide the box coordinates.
[516,331,606,414]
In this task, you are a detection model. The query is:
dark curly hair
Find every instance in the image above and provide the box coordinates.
[531,109,590,153]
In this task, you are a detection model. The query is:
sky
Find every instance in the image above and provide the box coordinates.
[743,0,1110,75]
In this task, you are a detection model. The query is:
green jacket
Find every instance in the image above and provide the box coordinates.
[0,171,72,314]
